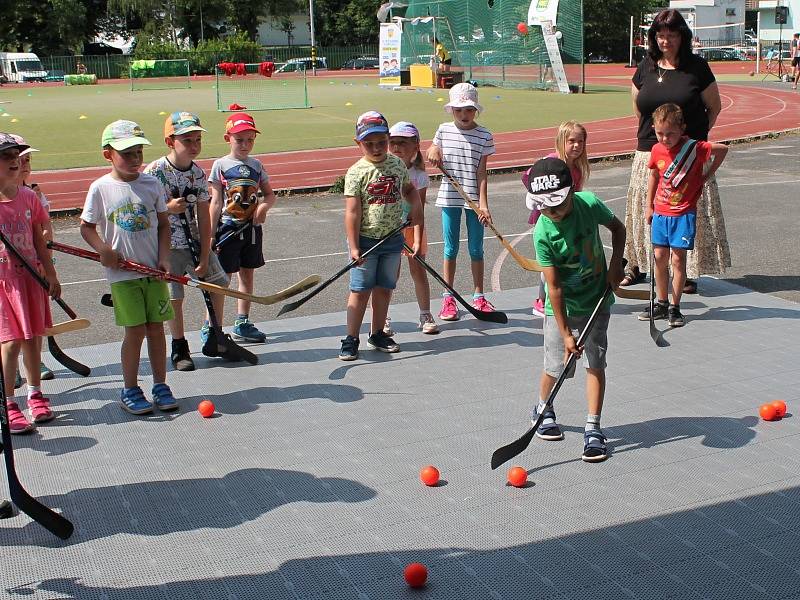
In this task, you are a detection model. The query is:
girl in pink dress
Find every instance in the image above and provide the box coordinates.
[0,133,61,433]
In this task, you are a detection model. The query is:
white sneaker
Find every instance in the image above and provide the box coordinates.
[383,317,395,336]
[419,313,439,334]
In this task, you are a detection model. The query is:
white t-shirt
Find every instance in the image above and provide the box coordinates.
[402,165,429,219]
[81,173,167,284]
[432,122,495,208]
[144,157,210,250]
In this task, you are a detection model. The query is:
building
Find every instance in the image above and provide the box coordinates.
[669,0,747,42]
[753,0,798,42]
[257,13,312,46]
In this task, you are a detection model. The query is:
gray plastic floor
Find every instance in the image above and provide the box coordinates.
[2,279,800,600]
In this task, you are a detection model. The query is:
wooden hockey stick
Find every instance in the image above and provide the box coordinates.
[0,230,91,376]
[439,165,543,272]
[491,286,613,470]
[44,319,91,336]
[0,354,74,539]
[614,288,650,301]
[48,241,320,307]
[277,221,410,317]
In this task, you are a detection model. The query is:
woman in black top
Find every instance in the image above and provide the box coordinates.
[622,9,729,292]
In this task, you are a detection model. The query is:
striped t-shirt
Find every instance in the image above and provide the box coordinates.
[432,122,495,208]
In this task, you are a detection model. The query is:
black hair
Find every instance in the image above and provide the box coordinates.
[647,9,693,68]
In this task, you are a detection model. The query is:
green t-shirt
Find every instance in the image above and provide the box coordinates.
[344,155,410,239]
[533,191,615,316]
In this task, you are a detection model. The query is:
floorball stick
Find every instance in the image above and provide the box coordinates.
[490,286,613,469]
[48,241,320,307]
[439,165,543,272]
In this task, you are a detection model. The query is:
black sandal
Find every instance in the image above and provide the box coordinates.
[683,279,698,294]
[620,269,645,287]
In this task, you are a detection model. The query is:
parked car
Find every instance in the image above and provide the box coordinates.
[342,56,379,70]
[698,47,745,61]
[587,53,611,63]
[83,42,123,55]
[275,57,328,73]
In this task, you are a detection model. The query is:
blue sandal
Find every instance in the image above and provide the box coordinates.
[531,406,564,441]
[582,429,609,462]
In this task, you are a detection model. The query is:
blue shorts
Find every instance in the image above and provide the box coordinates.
[348,233,403,292]
[651,212,696,250]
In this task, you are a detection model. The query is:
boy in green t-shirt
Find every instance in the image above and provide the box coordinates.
[525,157,626,462]
[339,111,422,361]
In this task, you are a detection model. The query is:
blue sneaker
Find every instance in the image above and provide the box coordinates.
[232,317,267,343]
[151,383,179,412]
[199,322,211,346]
[120,386,153,415]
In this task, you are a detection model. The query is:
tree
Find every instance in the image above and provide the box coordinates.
[584,0,661,62]
[312,0,379,46]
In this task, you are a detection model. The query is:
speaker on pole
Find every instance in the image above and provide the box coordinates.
[775,6,788,25]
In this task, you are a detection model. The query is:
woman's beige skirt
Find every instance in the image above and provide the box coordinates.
[623,150,731,279]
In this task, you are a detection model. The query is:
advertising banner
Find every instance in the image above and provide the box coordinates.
[379,22,402,86]
[528,0,560,27]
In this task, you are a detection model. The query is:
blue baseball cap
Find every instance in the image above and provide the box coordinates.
[355,111,389,141]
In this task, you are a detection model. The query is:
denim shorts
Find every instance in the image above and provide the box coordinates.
[651,212,696,250]
[348,233,403,292]
[543,310,610,378]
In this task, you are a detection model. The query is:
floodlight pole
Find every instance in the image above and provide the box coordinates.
[309,0,317,76]
[199,1,204,43]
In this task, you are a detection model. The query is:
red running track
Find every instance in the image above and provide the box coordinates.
[37,82,800,212]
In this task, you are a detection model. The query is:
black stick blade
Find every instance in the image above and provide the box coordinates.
[47,337,90,377]
[8,483,74,539]
[491,426,537,470]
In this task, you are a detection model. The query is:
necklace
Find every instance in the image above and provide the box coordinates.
[657,66,667,83]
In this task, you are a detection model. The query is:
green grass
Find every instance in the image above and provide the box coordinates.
[0,78,632,170]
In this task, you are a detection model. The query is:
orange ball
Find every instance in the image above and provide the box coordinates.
[419,465,440,486]
[197,400,215,418]
[771,400,787,418]
[507,466,528,488]
[404,562,428,588]
[759,403,778,421]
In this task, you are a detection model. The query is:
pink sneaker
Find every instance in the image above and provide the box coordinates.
[532,298,545,317]
[439,296,459,321]
[6,401,35,434]
[28,391,54,423]
[473,296,495,313]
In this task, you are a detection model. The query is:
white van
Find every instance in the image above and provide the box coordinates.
[0,52,48,83]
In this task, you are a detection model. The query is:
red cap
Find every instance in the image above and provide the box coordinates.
[225,112,260,134]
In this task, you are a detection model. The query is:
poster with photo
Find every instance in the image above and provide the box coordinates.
[379,22,402,86]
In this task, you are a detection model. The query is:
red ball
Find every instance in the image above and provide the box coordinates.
[760,403,778,421]
[419,465,440,486]
[517,22,529,36]
[198,400,215,418]
[771,400,787,418]
[404,562,428,588]
[507,466,528,488]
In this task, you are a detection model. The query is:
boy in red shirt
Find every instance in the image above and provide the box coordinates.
[639,103,728,327]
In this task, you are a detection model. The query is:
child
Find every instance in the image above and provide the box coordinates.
[387,121,438,335]
[208,112,276,344]
[525,157,626,462]
[426,82,495,322]
[12,134,55,383]
[0,132,61,432]
[144,112,229,371]
[638,103,728,327]
[340,111,422,361]
[80,120,178,414]
[526,121,590,317]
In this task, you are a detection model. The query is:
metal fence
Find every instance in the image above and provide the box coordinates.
[38,45,379,80]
